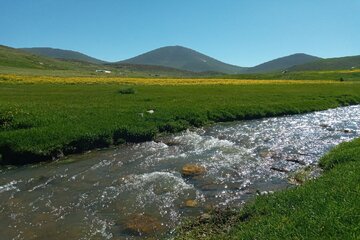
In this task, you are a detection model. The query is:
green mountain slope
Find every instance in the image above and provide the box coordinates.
[289,55,360,71]
[0,45,81,70]
[19,47,106,64]
[106,63,216,77]
[0,45,209,77]
[121,46,246,74]
[246,53,321,73]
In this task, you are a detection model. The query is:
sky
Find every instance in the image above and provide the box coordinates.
[1,0,359,67]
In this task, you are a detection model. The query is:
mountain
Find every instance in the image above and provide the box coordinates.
[0,45,211,78]
[245,53,322,73]
[0,45,79,70]
[4,43,360,76]
[120,46,246,74]
[288,55,360,71]
[19,47,106,64]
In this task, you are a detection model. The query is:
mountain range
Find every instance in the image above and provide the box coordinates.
[0,45,210,78]
[3,45,359,74]
[20,47,105,64]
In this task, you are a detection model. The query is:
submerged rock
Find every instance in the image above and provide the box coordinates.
[270,167,289,173]
[163,139,181,146]
[184,199,198,207]
[154,136,182,146]
[217,134,227,140]
[123,214,164,236]
[320,123,330,128]
[259,150,272,158]
[326,127,336,131]
[343,129,353,133]
[200,183,219,191]
[181,164,206,177]
[285,157,306,165]
[259,150,278,159]
[320,123,337,131]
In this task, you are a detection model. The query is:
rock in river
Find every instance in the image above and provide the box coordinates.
[181,164,206,177]
[343,128,353,133]
[185,199,198,207]
[270,166,289,173]
[123,214,164,236]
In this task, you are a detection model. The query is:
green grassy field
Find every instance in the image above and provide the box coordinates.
[1,79,360,165]
[175,137,360,240]
[218,69,360,81]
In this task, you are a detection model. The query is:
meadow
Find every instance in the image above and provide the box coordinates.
[0,73,340,85]
[219,69,360,81]
[1,75,360,165]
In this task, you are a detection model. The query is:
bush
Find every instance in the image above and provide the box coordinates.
[118,87,136,94]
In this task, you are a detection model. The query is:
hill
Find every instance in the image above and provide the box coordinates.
[288,55,360,71]
[0,45,80,70]
[19,47,106,64]
[120,46,246,74]
[0,45,209,77]
[245,53,321,73]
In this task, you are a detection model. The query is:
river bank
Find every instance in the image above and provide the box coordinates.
[1,80,360,165]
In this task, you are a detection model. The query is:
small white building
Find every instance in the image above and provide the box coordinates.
[96,69,112,74]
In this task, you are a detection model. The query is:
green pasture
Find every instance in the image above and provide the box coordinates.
[1,81,360,164]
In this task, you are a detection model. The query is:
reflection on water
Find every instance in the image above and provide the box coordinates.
[1,105,360,239]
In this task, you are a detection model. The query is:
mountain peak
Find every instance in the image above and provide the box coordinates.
[121,46,246,74]
[245,53,322,73]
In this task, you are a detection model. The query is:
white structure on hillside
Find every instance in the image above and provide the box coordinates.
[96,69,112,74]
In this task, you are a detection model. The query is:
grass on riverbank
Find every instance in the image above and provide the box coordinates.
[1,76,360,165]
[175,138,360,239]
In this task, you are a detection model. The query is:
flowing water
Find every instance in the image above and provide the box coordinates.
[1,105,360,239]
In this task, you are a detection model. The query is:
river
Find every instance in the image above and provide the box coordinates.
[1,105,359,239]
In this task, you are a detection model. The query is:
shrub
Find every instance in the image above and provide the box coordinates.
[118,87,136,94]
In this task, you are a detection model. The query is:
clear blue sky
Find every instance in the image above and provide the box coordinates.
[1,0,359,66]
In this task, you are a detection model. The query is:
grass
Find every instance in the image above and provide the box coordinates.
[175,138,360,239]
[0,73,344,85]
[218,69,360,81]
[1,76,360,165]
